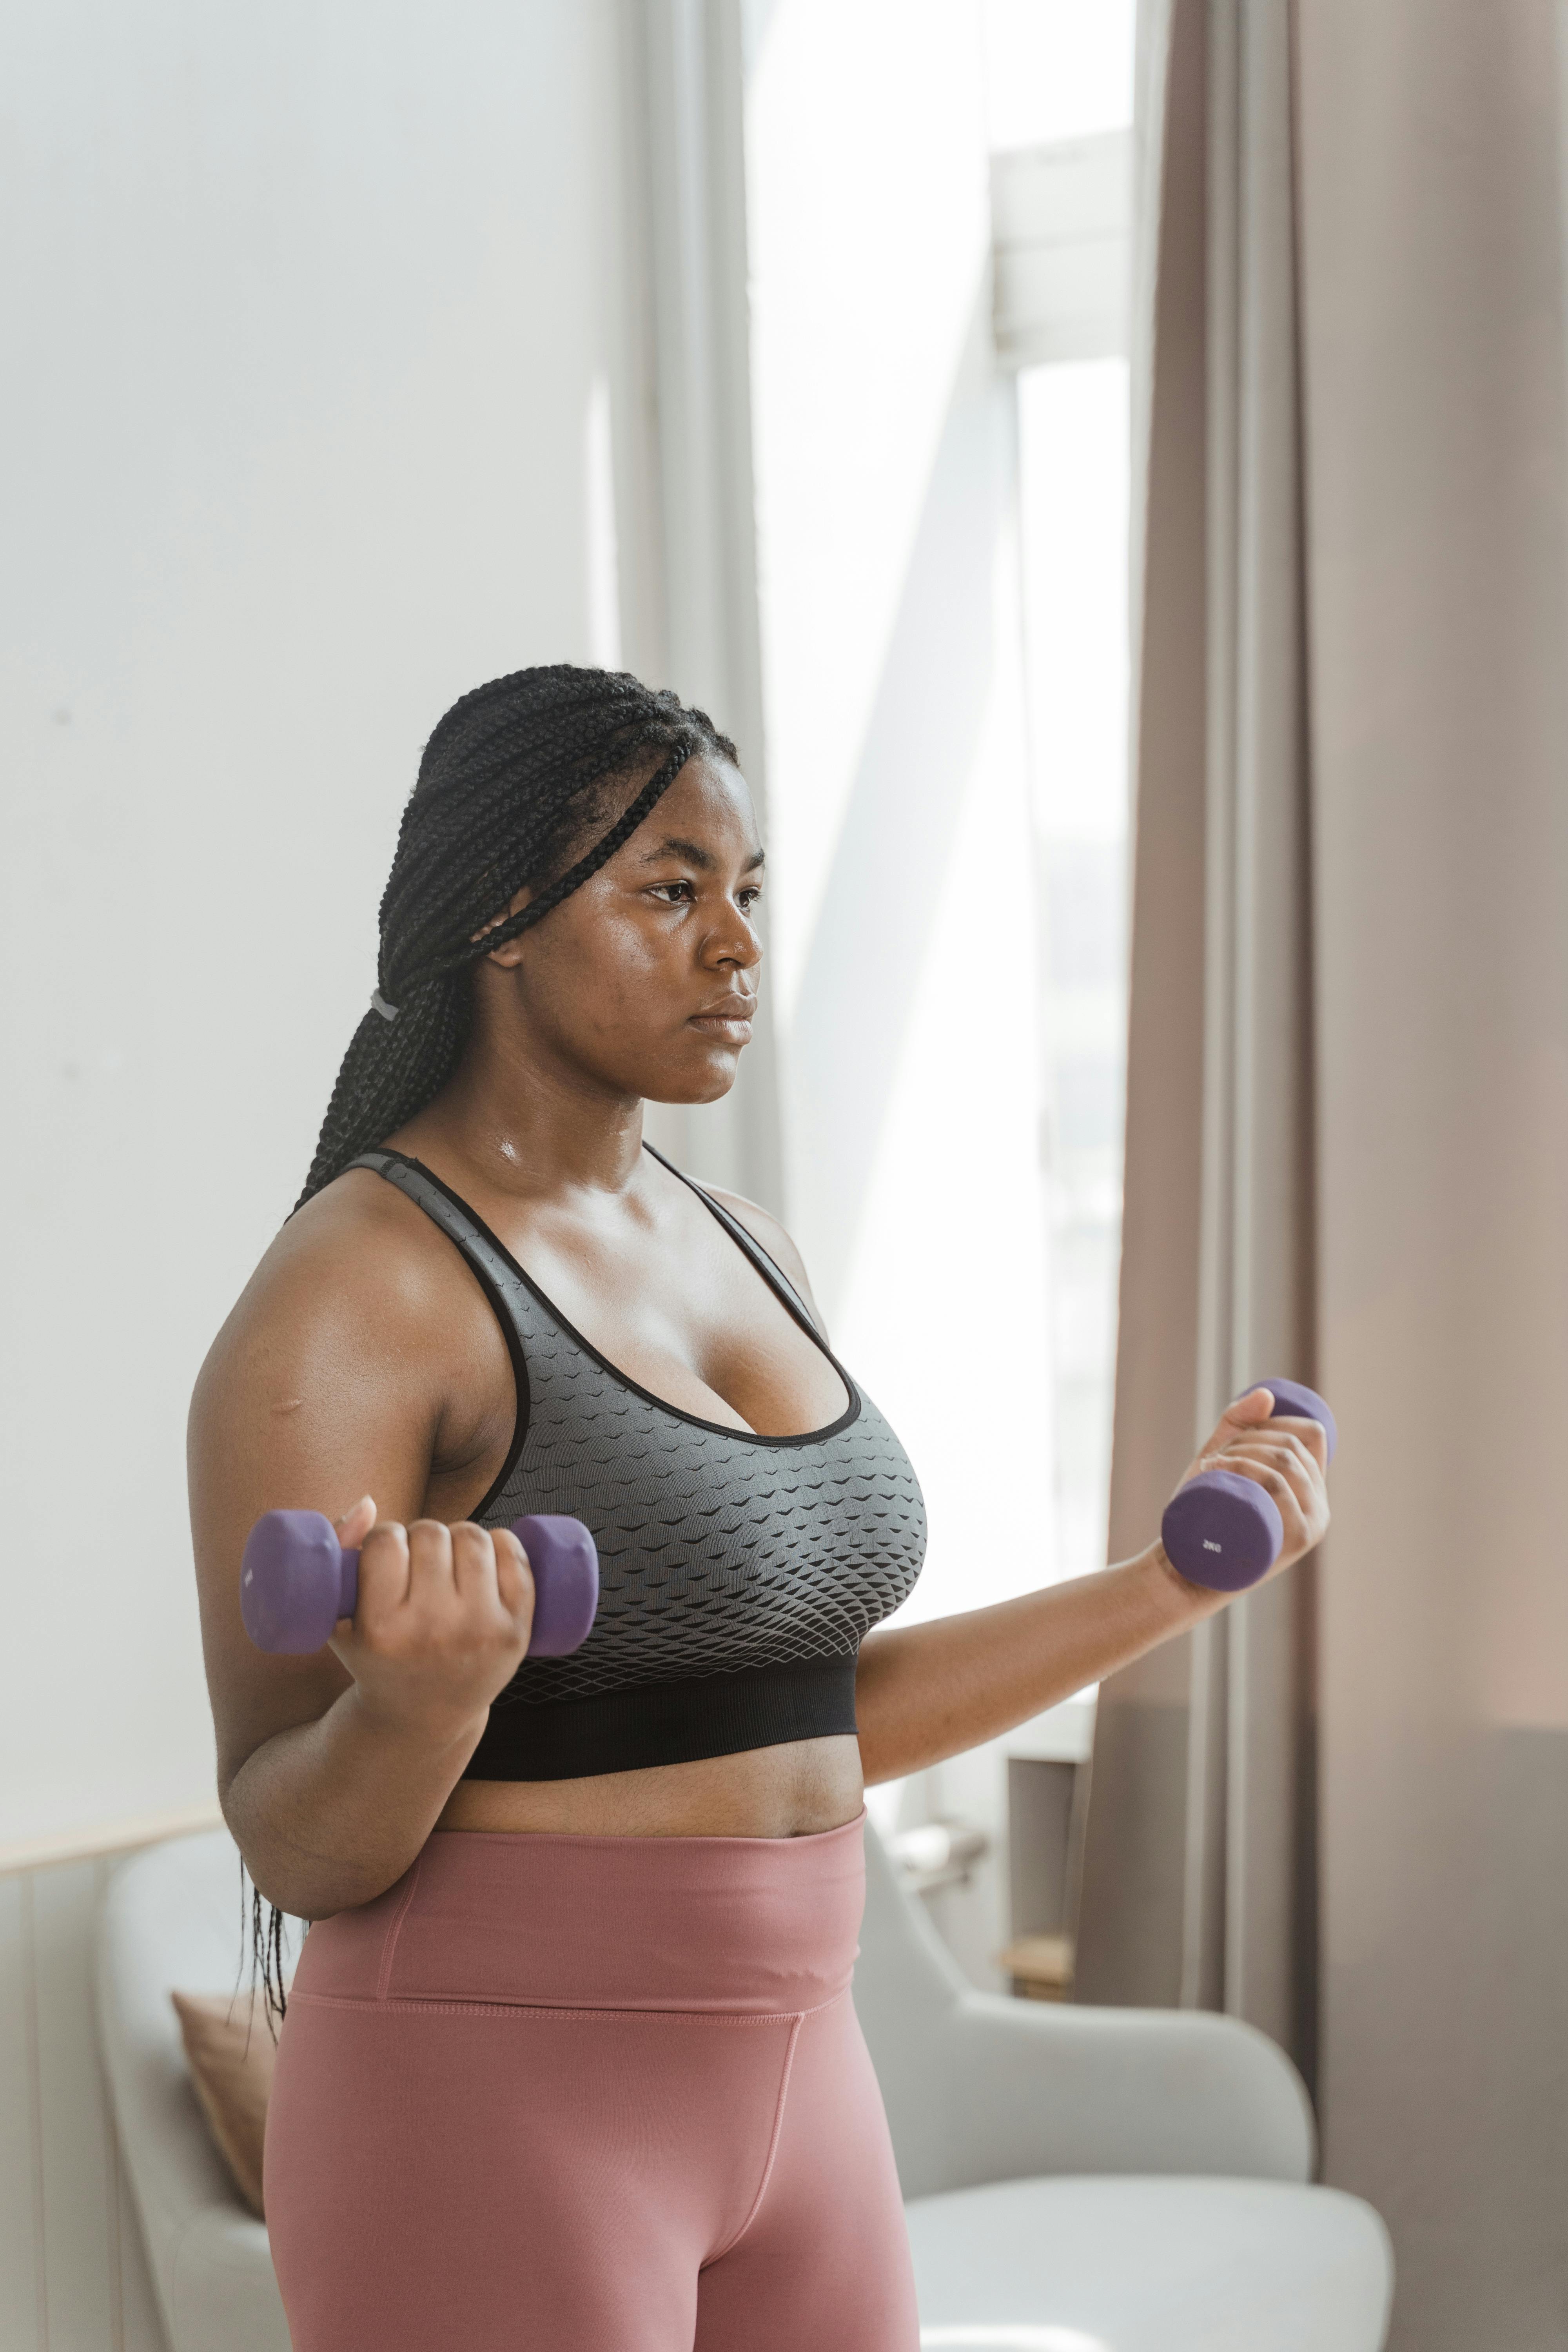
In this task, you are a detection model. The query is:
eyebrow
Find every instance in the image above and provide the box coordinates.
[637,835,765,874]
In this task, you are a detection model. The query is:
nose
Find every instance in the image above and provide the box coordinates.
[708,898,763,971]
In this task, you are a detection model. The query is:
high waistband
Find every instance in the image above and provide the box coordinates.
[291,1810,867,2016]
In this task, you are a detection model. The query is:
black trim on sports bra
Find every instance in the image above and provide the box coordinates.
[343,1152,530,1522]
[640,1137,830,1344]
[359,1143,858,1449]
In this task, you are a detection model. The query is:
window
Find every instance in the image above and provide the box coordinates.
[988,0,1136,1606]
[744,0,1137,1982]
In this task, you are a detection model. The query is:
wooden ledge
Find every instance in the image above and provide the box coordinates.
[0,1801,225,1879]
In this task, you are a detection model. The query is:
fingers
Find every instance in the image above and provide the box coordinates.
[417,1520,536,1642]
[1212,1439,1308,1512]
[1199,1390,1290,1482]
[1204,1428,1317,1481]
[1212,1396,1329,1468]
[1200,1433,1328,1552]
[334,1493,377,1547]
[354,1519,412,1620]
[355,1519,525,1626]
[489,1526,536,1629]
[1220,1386,1278,1432]
[1205,1432,1310,1486]
[453,1524,537,1650]
[450,1518,498,1605]
[1184,1397,1332,1584]
[325,1511,533,1732]
[407,1518,460,1612]
[1202,1416,1325,1485]
[1270,1412,1330,1471]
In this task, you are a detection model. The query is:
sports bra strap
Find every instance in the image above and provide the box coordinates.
[345,1140,826,1351]
[639,1141,825,1344]
[343,1147,504,1269]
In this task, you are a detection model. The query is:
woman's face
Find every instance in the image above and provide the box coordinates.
[479,755,765,1105]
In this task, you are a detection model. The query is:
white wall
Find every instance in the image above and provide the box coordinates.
[0,0,631,1851]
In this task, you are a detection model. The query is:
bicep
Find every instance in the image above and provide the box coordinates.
[188,1253,443,1794]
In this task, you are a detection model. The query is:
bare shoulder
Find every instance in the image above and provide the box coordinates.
[704,1185,828,1338]
[187,1167,511,1794]
[189,1167,479,1446]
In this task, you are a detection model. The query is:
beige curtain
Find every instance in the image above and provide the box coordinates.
[1074,3,1568,2343]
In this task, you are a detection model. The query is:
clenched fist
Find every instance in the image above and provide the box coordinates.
[325,1496,535,1747]
[1165,1387,1331,1590]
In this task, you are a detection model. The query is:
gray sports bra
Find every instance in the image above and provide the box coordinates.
[345,1145,926,1780]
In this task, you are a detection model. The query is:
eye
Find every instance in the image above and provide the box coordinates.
[739,885,763,913]
[648,880,696,904]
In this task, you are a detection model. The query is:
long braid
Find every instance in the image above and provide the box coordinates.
[296,664,737,1207]
[252,664,737,2022]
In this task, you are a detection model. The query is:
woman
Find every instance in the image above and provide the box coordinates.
[190,665,1329,2352]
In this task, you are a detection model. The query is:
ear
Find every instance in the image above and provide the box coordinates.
[472,884,533,971]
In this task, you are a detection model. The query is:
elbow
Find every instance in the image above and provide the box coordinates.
[219,1784,394,1924]
[232,1844,392,1924]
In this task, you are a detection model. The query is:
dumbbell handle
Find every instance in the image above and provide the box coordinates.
[1160,1379,1337,1593]
[240,1510,599,1657]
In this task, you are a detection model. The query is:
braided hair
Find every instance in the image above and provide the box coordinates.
[297,662,739,1208]
[251,664,737,2027]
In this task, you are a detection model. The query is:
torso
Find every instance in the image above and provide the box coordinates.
[360,1126,911,1838]
[436,1739,860,1838]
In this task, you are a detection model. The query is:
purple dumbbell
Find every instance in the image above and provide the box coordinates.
[240,1511,599,1657]
[1160,1378,1337,1593]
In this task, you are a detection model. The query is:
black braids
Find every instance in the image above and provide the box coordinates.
[375,716,717,1000]
[296,973,469,1207]
[246,1867,291,2036]
[372,708,691,987]
[496,748,691,937]
[392,741,696,990]
[261,664,738,2014]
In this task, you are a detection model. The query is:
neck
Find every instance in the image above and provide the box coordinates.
[394,1025,646,1206]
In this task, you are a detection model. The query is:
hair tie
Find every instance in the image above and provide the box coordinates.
[370,988,401,1022]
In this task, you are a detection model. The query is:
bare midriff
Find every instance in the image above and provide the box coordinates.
[434,1733,865,1839]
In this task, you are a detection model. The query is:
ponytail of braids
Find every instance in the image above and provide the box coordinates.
[251,664,737,2026]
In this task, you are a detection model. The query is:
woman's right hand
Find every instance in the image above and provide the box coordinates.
[325,1497,535,1748]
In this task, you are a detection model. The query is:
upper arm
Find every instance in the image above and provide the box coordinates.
[705,1187,830,1341]
[187,1176,466,1798]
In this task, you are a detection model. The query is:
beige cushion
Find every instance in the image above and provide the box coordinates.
[169,1990,276,2219]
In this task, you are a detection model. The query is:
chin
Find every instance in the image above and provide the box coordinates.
[645,1047,742,1107]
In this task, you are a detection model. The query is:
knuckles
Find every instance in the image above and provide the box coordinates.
[343,1519,535,1676]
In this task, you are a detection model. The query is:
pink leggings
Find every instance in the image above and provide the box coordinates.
[264,1810,919,2350]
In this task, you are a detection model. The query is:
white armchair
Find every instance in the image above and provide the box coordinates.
[97,1823,1393,2352]
[97,1829,288,2352]
[855,1818,1393,2349]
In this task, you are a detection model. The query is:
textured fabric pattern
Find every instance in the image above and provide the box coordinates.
[345,1149,926,1710]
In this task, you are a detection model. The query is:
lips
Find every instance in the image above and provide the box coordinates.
[688,998,755,1038]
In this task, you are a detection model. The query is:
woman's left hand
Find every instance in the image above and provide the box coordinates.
[1165,1386,1331,1590]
